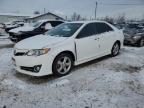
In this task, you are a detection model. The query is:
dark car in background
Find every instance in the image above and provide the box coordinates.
[8,20,64,43]
[124,27,144,47]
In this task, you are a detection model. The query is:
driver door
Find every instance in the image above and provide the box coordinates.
[75,23,100,62]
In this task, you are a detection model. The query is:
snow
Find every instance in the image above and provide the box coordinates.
[9,25,34,33]
[15,35,67,49]
[0,44,144,108]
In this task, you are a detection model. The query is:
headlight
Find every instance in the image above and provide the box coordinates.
[27,48,50,56]
[133,36,141,39]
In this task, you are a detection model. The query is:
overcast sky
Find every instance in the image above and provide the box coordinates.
[0,0,144,19]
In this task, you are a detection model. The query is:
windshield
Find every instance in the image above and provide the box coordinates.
[46,23,83,37]
[31,21,42,28]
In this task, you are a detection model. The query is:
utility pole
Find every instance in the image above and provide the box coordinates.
[44,8,46,14]
[95,1,98,20]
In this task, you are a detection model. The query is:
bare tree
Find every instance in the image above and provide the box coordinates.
[71,12,86,21]
[100,16,115,24]
[71,12,78,21]
[33,11,40,15]
[116,13,126,24]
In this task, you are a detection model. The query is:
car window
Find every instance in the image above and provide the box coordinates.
[95,23,113,34]
[46,23,83,37]
[50,21,63,27]
[77,23,97,38]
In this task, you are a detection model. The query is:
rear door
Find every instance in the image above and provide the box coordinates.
[95,22,115,54]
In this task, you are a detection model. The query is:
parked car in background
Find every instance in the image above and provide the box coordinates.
[5,22,24,33]
[114,23,126,30]
[0,23,6,36]
[0,23,5,29]
[124,30,144,47]
[4,20,24,28]
[12,21,124,77]
[123,25,144,47]
[8,20,64,43]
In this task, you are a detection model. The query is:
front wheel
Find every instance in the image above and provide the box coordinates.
[111,42,120,57]
[52,53,73,77]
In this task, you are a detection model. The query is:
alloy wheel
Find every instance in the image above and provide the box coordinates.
[56,56,72,75]
[112,43,120,56]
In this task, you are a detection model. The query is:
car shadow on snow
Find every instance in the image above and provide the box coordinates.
[110,64,142,74]
[14,72,57,85]
[73,55,112,70]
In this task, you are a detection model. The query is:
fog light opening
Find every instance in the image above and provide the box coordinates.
[33,65,42,73]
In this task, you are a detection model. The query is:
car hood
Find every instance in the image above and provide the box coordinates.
[9,25,34,33]
[124,33,132,37]
[136,33,144,36]
[15,35,67,49]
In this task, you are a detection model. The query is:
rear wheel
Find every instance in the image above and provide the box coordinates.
[52,53,73,77]
[111,42,120,56]
[138,38,144,47]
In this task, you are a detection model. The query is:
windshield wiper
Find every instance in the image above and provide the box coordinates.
[49,34,60,37]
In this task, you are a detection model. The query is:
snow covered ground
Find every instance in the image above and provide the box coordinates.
[0,45,144,108]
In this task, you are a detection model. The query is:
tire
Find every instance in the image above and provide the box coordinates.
[52,53,74,77]
[138,38,144,47]
[111,42,120,57]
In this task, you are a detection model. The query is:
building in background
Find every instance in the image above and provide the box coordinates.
[0,11,65,24]
[0,13,30,23]
[25,12,65,23]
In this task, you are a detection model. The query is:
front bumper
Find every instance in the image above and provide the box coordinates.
[9,33,20,42]
[12,53,54,76]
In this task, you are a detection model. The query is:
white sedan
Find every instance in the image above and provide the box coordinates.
[12,21,124,77]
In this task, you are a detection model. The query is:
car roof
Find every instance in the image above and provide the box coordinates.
[67,20,108,24]
[38,19,65,23]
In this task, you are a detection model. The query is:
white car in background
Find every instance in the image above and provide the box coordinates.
[12,21,124,77]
